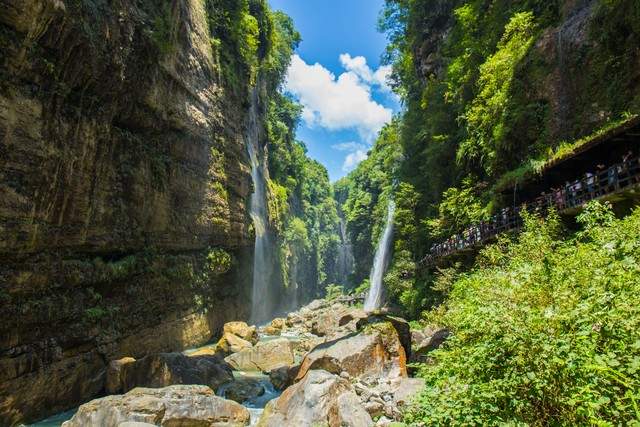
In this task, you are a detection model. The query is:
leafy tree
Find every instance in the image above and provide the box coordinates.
[407,203,640,425]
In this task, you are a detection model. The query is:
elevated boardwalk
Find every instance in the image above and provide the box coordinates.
[421,121,640,267]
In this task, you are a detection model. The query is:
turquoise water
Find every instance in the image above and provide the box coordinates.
[217,371,282,426]
[22,409,75,427]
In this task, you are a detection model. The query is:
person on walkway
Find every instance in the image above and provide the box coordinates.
[608,165,618,191]
[586,172,595,198]
[573,179,583,205]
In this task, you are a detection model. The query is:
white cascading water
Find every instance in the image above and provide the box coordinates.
[247,88,274,324]
[335,210,355,285]
[364,200,395,311]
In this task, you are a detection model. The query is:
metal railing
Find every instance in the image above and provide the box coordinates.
[421,156,640,266]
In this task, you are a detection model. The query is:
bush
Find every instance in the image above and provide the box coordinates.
[406,202,640,425]
[206,248,232,275]
[324,284,344,301]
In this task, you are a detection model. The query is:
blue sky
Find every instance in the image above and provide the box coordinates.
[269,0,400,181]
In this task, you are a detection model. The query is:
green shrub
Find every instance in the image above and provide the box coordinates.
[84,306,108,323]
[406,202,640,425]
[324,284,344,301]
[206,248,233,275]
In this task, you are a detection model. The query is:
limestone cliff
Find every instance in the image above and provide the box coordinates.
[0,0,265,424]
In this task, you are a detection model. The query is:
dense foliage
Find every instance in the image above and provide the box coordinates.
[204,0,340,303]
[241,7,342,302]
[407,203,640,425]
[266,93,341,300]
[336,0,640,315]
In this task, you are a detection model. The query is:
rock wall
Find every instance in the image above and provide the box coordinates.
[0,0,258,424]
[413,0,640,146]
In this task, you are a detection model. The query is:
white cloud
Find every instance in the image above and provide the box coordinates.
[332,141,367,152]
[339,54,393,92]
[285,55,393,141]
[343,149,369,172]
[331,141,369,172]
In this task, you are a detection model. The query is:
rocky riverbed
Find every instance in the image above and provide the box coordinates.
[25,299,448,427]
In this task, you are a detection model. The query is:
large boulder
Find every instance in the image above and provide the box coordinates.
[270,318,286,330]
[225,338,295,372]
[269,364,301,391]
[257,370,373,427]
[62,385,250,427]
[392,378,425,407]
[356,314,412,359]
[106,353,233,394]
[296,322,407,382]
[412,328,450,362]
[106,357,136,395]
[224,321,258,344]
[310,304,350,337]
[216,332,253,354]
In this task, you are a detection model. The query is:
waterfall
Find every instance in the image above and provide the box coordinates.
[335,210,355,285]
[364,200,395,311]
[247,88,275,324]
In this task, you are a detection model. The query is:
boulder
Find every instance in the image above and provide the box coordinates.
[217,332,253,354]
[392,378,425,407]
[62,385,250,427]
[225,338,295,372]
[338,308,369,327]
[285,312,304,328]
[291,335,325,359]
[364,401,384,418]
[304,299,328,312]
[187,346,218,357]
[261,326,281,336]
[296,322,407,382]
[257,370,373,427]
[107,353,233,395]
[412,328,450,362]
[106,357,136,394]
[224,321,258,344]
[356,314,412,359]
[311,305,350,337]
[270,317,286,330]
[269,364,301,391]
[222,378,266,404]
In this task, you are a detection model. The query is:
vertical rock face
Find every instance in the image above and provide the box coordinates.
[0,0,258,424]
[412,0,640,145]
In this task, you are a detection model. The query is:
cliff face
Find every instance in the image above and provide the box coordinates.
[411,0,640,158]
[0,0,258,424]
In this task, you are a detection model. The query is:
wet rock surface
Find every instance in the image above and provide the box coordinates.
[61,385,250,427]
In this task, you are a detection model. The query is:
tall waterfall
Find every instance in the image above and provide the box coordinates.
[247,88,274,324]
[364,200,395,311]
[335,210,355,285]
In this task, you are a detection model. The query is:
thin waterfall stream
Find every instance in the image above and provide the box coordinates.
[364,200,395,311]
[335,207,355,285]
[247,88,275,324]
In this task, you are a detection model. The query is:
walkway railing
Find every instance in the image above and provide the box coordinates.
[421,155,640,266]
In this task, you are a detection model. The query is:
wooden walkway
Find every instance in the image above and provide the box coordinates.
[421,156,640,267]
